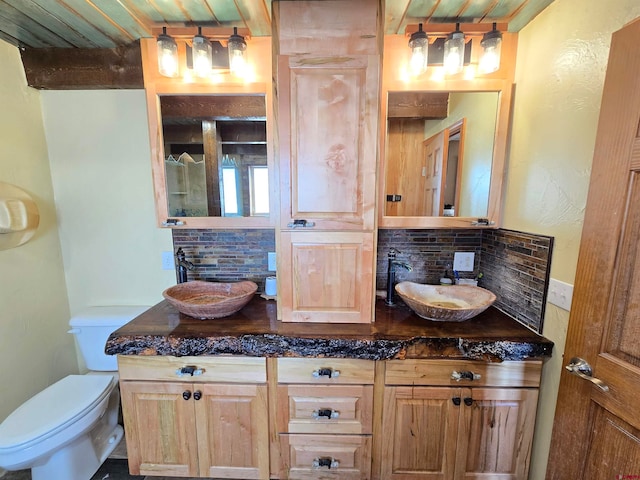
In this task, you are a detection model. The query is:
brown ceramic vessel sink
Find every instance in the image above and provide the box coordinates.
[162,280,258,319]
[395,281,496,322]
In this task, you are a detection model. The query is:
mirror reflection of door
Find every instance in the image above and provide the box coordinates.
[423,129,448,216]
[385,91,498,218]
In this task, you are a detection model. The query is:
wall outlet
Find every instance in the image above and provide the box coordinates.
[547,278,574,311]
[268,252,277,272]
[453,252,475,272]
[161,251,174,270]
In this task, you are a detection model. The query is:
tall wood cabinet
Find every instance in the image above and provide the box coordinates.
[274,0,382,323]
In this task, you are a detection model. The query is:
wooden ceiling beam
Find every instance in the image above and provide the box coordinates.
[20,42,143,90]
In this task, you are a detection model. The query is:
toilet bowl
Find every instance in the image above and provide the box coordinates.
[0,305,149,480]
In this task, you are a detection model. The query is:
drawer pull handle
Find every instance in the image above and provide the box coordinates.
[182,390,191,401]
[451,370,481,382]
[176,366,203,377]
[312,368,340,379]
[312,457,339,469]
[312,408,340,419]
[287,219,316,229]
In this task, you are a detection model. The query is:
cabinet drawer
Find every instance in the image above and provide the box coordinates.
[278,385,373,434]
[385,359,542,387]
[118,355,266,383]
[277,358,375,384]
[280,434,371,480]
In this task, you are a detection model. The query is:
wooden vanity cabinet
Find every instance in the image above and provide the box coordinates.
[376,360,542,480]
[276,358,375,479]
[118,356,269,479]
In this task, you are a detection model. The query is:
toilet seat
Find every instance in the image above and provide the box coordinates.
[0,375,114,452]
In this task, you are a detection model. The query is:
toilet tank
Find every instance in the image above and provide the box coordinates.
[68,306,150,371]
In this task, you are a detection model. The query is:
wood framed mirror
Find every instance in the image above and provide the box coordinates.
[140,37,275,229]
[379,33,516,229]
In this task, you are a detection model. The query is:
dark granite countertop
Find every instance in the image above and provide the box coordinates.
[106,297,553,362]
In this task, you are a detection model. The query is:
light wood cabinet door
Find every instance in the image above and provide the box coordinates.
[454,387,538,480]
[279,230,374,323]
[120,380,199,477]
[196,383,269,480]
[379,386,539,480]
[121,380,269,479]
[277,54,379,231]
[380,386,461,479]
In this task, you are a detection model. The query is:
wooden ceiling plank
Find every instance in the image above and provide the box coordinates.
[141,0,190,23]
[397,0,440,35]
[234,0,271,37]
[2,0,95,47]
[0,29,20,46]
[427,0,470,23]
[0,0,74,47]
[53,0,134,45]
[0,11,54,47]
[87,0,150,40]
[456,0,501,22]
[483,0,520,21]
[508,0,553,32]
[384,0,411,34]
[20,42,143,89]
[203,0,243,26]
[176,0,221,25]
[29,0,117,47]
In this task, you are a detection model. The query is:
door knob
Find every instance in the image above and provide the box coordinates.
[565,357,609,392]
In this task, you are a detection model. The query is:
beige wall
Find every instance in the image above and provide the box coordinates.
[505,1,640,478]
[0,41,77,422]
[40,90,175,315]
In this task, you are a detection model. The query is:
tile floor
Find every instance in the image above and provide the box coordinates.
[0,439,205,480]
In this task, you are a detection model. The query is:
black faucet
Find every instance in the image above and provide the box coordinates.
[175,247,195,284]
[385,248,413,306]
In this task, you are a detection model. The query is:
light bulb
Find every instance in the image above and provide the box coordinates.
[408,23,428,76]
[192,28,212,78]
[480,24,502,74]
[157,27,178,78]
[444,26,465,75]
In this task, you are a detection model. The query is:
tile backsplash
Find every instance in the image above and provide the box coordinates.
[172,227,552,333]
[172,229,275,288]
[377,228,553,333]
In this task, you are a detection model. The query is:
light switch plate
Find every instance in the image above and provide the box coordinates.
[453,252,475,272]
[547,278,574,311]
[161,251,174,270]
[268,252,277,272]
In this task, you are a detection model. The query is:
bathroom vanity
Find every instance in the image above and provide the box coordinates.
[107,298,552,479]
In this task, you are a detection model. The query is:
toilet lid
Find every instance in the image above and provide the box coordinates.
[0,375,114,449]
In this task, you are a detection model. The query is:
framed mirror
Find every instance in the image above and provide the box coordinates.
[379,34,515,229]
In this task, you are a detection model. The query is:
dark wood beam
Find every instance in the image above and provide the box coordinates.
[20,42,143,90]
[387,92,449,119]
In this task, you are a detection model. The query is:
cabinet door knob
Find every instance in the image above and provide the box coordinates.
[312,457,339,469]
[312,408,340,419]
[193,390,202,401]
[452,397,461,406]
[451,370,481,382]
[312,368,340,379]
[182,390,191,400]
[464,397,473,406]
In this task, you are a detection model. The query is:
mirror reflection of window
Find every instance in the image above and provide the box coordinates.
[160,95,268,218]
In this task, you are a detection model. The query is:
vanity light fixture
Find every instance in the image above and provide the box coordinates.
[228,27,247,76]
[157,27,178,78]
[408,23,428,76]
[191,27,212,77]
[443,23,465,75]
[479,23,502,74]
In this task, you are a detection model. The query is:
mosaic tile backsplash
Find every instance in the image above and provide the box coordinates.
[480,229,553,332]
[172,229,276,289]
[377,228,553,333]
[173,227,552,333]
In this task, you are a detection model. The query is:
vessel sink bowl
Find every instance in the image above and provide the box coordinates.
[395,281,496,322]
[162,280,258,319]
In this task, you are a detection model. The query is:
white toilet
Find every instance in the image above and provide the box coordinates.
[0,305,149,480]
